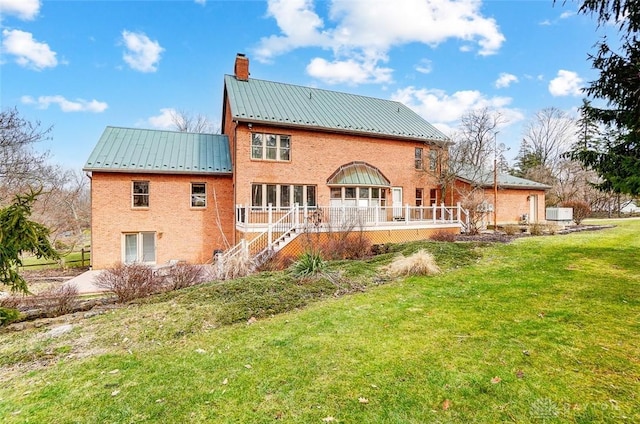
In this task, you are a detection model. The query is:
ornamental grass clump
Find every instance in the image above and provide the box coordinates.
[385,249,441,277]
[291,251,326,279]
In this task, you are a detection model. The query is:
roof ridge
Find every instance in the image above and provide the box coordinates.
[105,125,220,136]
[224,74,405,106]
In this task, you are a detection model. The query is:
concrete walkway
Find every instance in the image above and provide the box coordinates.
[63,270,107,295]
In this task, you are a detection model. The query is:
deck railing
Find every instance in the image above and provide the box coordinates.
[235,203,469,231]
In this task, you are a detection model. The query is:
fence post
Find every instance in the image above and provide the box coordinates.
[405,204,409,224]
[81,248,86,267]
[432,203,437,223]
[267,203,273,245]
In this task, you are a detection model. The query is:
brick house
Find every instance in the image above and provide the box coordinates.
[453,168,550,227]
[84,128,234,269]
[84,53,546,268]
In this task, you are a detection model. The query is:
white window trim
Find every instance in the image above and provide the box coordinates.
[122,232,156,264]
[251,183,316,208]
[132,181,150,208]
[251,133,291,161]
[191,182,207,208]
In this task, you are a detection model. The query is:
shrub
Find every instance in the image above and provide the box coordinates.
[220,252,253,280]
[35,284,79,316]
[529,223,544,236]
[0,306,20,326]
[503,224,520,236]
[95,263,162,302]
[430,230,456,242]
[291,251,326,278]
[559,200,591,225]
[385,249,441,278]
[164,262,206,291]
[319,232,372,260]
[258,252,296,272]
[545,223,560,235]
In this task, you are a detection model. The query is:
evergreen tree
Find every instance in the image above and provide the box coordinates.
[575,99,601,151]
[567,0,640,195]
[0,189,59,294]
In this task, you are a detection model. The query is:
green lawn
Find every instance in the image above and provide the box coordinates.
[1,220,638,423]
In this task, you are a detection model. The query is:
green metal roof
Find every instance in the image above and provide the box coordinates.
[326,162,391,187]
[224,75,449,144]
[457,167,551,190]
[84,126,232,174]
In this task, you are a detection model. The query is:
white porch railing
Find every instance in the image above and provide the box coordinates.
[219,204,300,270]
[218,203,469,276]
[236,203,469,231]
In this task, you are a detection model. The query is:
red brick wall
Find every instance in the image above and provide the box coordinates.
[228,119,445,207]
[90,172,233,269]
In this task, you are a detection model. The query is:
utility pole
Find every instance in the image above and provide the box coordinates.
[493,132,499,228]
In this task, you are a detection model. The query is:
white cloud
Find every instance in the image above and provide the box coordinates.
[306,57,392,84]
[254,0,505,85]
[21,95,108,112]
[495,72,518,89]
[391,86,524,130]
[121,30,164,72]
[147,108,176,129]
[415,59,433,74]
[560,11,574,19]
[194,0,206,4]
[2,29,57,70]
[549,70,584,96]
[0,0,40,20]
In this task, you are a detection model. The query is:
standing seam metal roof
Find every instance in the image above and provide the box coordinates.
[224,75,449,143]
[457,167,551,190]
[83,127,232,174]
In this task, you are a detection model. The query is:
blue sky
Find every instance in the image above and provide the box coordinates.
[1,0,611,170]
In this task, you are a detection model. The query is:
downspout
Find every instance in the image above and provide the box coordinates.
[84,172,93,269]
[232,120,238,246]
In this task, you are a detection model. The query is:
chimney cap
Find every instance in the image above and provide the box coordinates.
[237,52,246,58]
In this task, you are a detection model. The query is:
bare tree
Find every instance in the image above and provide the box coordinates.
[0,107,53,203]
[521,107,575,172]
[32,168,90,248]
[451,107,504,171]
[438,107,504,208]
[170,109,215,133]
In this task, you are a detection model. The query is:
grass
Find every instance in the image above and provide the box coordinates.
[19,249,90,269]
[1,219,639,423]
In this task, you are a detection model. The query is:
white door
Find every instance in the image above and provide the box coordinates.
[392,187,403,219]
[529,195,538,223]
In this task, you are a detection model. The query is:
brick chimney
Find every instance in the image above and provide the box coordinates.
[234,53,249,81]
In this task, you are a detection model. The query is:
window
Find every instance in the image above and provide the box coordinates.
[416,188,424,207]
[251,133,291,161]
[132,181,149,208]
[329,186,386,206]
[123,232,156,264]
[266,184,277,206]
[280,185,291,207]
[251,183,317,208]
[429,149,439,171]
[429,188,438,205]
[415,147,423,170]
[191,183,206,207]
